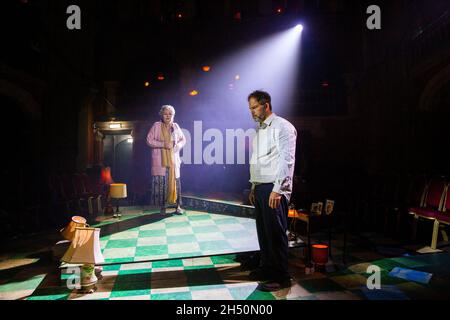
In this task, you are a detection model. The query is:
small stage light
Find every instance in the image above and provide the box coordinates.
[189,90,199,96]
[322,81,329,88]
[294,24,303,32]
[127,138,133,144]
[144,81,150,87]
[276,8,283,14]
[157,74,165,81]
[109,123,122,129]
[177,13,183,19]
[202,66,211,72]
[235,74,240,80]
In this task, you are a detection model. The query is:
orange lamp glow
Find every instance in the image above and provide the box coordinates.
[202,66,211,72]
[100,167,114,185]
[189,90,199,96]
[144,81,150,87]
[288,208,298,218]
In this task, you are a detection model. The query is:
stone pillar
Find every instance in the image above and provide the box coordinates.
[130,121,151,203]
[103,81,120,116]
[93,128,104,166]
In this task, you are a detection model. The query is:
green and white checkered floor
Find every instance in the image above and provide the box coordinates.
[25,243,450,300]
[47,254,280,300]
[97,210,259,264]
[3,209,450,300]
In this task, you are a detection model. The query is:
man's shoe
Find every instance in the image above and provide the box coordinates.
[248,269,274,281]
[256,278,292,292]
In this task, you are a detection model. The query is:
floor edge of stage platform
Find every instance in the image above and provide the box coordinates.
[181,195,255,218]
[78,195,254,238]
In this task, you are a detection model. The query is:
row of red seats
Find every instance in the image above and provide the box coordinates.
[48,172,106,222]
[343,173,429,235]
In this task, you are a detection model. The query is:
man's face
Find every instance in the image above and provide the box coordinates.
[248,97,268,123]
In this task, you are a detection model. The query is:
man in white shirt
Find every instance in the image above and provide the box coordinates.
[248,90,297,291]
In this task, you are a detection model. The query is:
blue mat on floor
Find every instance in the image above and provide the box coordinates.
[388,267,433,284]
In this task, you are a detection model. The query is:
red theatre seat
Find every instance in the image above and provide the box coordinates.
[408,176,446,217]
[409,176,448,249]
[429,183,450,249]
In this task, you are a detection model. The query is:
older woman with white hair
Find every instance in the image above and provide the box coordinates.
[146,105,186,214]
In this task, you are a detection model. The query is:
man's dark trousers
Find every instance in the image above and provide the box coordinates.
[254,183,290,281]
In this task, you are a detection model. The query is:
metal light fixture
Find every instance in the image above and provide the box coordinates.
[109,123,122,129]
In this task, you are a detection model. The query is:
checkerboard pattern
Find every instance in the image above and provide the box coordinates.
[24,250,450,300]
[2,207,450,300]
[97,210,259,264]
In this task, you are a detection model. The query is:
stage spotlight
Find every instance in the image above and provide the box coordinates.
[189,90,199,96]
[197,20,303,117]
[157,74,165,81]
[202,66,211,72]
[127,138,133,143]
[294,24,303,33]
[144,81,150,87]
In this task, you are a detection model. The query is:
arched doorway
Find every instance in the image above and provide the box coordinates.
[414,65,450,174]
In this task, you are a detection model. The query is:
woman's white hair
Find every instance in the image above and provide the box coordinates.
[159,104,176,116]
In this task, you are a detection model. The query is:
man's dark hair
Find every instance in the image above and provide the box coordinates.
[248,90,272,111]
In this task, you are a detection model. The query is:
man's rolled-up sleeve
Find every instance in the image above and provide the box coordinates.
[272,124,297,195]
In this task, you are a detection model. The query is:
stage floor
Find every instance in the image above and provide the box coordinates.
[96,209,259,264]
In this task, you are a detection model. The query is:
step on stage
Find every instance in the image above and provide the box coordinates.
[59,196,305,270]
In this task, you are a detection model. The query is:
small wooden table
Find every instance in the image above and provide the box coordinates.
[289,210,333,267]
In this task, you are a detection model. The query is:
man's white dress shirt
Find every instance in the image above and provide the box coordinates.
[249,113,297,201]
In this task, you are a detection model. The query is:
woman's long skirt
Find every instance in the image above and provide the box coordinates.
[150,170,182,207]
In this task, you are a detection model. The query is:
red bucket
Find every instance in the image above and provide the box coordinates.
[311,244,329,265]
